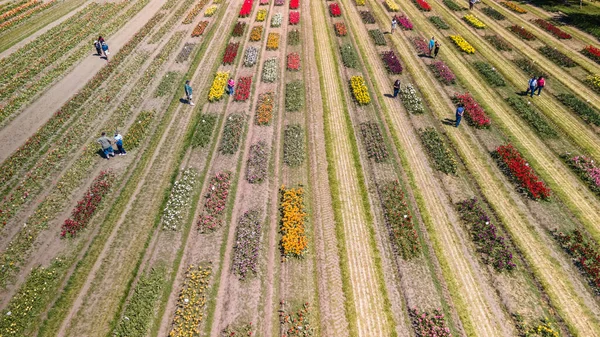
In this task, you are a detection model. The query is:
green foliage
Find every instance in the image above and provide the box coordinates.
[154,71,181,97]
[340,43,358,68]
[429,16,449,29]
[288,29,300,45]
[481,7,506,20]
[283,124,305,167]
[556,93,600,126]
[443,0,466,11]
[360,122,389,163]
[506,97,557,138]
[419,128,457,174]
[191,114,217,148]
[285,80,305,112]
[513,58,546,78]
[538,46,577,67]
[473,61,506,87]
[368,29,386,46]
[219,113,246,155]
[484,35,512,51]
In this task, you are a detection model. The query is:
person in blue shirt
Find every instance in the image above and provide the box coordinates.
[429,36,435,57]
[184,80,194,106]
[455,103,465,127]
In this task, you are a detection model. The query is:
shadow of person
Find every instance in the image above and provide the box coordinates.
[384,93,394,98]
[442,118,456,126]
[179,98,189,104]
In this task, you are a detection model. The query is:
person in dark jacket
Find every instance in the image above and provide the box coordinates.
[393,79,401,98]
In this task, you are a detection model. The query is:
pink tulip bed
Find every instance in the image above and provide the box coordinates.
[408,308,452,337]
[197,171,232,232]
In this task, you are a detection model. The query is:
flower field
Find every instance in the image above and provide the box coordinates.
[208,71,230,101]
[494,144,551,199]
[283,124,306,166]
[234,76,252,101]
[350,75,371,105]
[232,209,263,279]
[280,186,308,257]
[453,93,491,128]
[334,22,347,36]
[379,181,420,259]
[419,128,457,174]
[267,32,280,50]
[532,19,571,39]
[162,169,198,231]
[502,1,527,13]
[582,45,600,64]
[360,122,389,163]
[255,92,275,125]
[400,83,425,114]
[198,172,232,232]
[450,35,476,54]
[285,80,304,112]
[246,141,269,184]
[222,42,240,65]
[168,265,211,336]
[220,113,246,155]
[463,14,486,29]
[262,58,278,82]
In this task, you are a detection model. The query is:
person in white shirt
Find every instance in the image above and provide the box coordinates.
[114,131,126,155]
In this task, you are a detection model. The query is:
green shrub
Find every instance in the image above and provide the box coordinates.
[556,93,600,126]
[429,16,449,29]
[283,124,305,167]
[481,7,505,20]
[368,29,386,46]
[285,81,304,112]
[220,113,246,154]
[419,128,457,174]
[473,61,506,87]
[506,97,557,138]
[340,43,358,68]
[191,114,217,148]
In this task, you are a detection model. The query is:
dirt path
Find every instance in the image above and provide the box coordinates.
[0,0,164,162]
[385,2,600,335]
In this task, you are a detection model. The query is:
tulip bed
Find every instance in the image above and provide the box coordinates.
[289,10,299,24]
[329,3,341,16]
[288,29,300,45]
[505,97,557,139]
[183,0,209,24]
[192,20,209,36]
[582,45,600,64]
[204,5,217,16]
[587,74,600,93]
[410,36,429,55]
[232,209,263,279]
[481,7,505,20]
[360,122,389,163]
[556,93,600,126]
[280,186,308,257]
[161,168,198,231]
[494,144,551,200]
[250,25,263,41]
[285,81,304,112]
[0,0,43,23]
[381,50,403,74]
[223,42,240,65]
[283,124,306,166]
[334,22,347,36]
[379,181,420,259]
[509,25,536,40]
[457,198,516,270]
[538,46,576,67]
[396,15,413,30]
[419,128,457,175]
[256,8,267,21]
[400,83,425,114]
[502,1,527,13]
[484,35,512,51]
[452,93,491,128]
[255,92,275,125]
[155,72,180,97]
[408,308,452,337]
[369,29,387,46]
[246,141,269,184]
[355,0,366,4]
[232,21,246,36]
[413,0,431,11]
[473,61,506,86]
[260,0,269,5]
[176,42,196,63]
[429,61,456,85]
[290,0,299,9]
[168,265,211,336]
[360,11,376,24]
[191,114,218,148]
[234,76,252,102]
[0,0,56,33]
[386,0,399,11]
[271,12,282,27]
[555,230,600,291]
[279,301,315,335]
[532,18,571,39]
[61,170,115,238]
[123,110,155,149]
[239,0,253,17]
[450,35,475,54]
[513,58,545,78]
[350,75,371,105]
[197,171,232,232]
[275,0,284,5]
[463,14,486,29]
[262,58,278,82]
[244,46,259,67]
[267,32,280,50]
[340,43,358,68]
[208,71,230,101]
[564,155,600,195]
[220,113,246,155]
[443,0,465,11]
[429,16,449,29]
[287,52,301,71]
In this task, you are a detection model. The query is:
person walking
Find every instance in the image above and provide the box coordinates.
[97,132,115,159]
[227,78,235,96]
[433,41,441,58]
[469,0,475,10]
[101,41,109,60]
[184,80,194,106]
[114,131,126,155]
[429,36,435,57]
[98,35,105,44]
[455,103,465,128]
[535,76,545,96]
[93,40,102,56]
[393,79,401,98]
[525,75,537,97]
[391,16,397,34]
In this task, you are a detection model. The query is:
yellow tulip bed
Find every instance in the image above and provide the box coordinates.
[386,0,400,12]
[587,74,600,93]
[204,5,217,17]
[355,0,365,5]
[450,35,476,54]
[250,26,263,41]
[266,32,280,50]
[463,14,486,29]
[280,186,308,258]
[501,1,527,13]
[208,71,229,102]
[350,75,371,105]
[256,8,267,21]
[168,265,211,337]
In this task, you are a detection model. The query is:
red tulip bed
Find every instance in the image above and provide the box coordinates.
[329,3,341,16]
[555,230,600,291]
[234,76,252,101]
[334,22,347,36]
[564,155,600,195]
[381,50,403,74]
[287,52,301,71]
[582,45,600,64]
[289,11,300,25]
[222,42,240,65]
[290,0,299,9]
[452,93,491,128]
[396,15,413,30]
[408,308,452,337]
[378,180,420,259]
[456,198,516,271]
[532,19,571,39]
[509,25,536,40]
[414,0,432,11]
[494,144,551,200]
[61,170,114,237]
[197,171,232,232]
[239,0,254,17]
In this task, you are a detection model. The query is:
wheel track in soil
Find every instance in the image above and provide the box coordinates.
[423,1,600,246]
[49,4,238,334]
[347,1,512,336]
[310,0,394,335]
[384,2,600,335]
